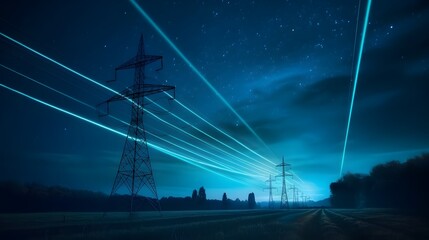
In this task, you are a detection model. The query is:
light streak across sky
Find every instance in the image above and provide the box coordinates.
[0,83,128,139]
[146,129,260,178]
[145,107,275,175]
[0,32,144,113]
[340,0,372,176]
[129,0,276,157]
[0,31,276,178]
[164,132,268,180]
[1,0,423,201]
[0,31,304,192]
[0,64,93,109]
[0,66,261,180]
[0,32,120,96]
[0,82,250,185]
[146,97,274,169]
[164,92,275,165]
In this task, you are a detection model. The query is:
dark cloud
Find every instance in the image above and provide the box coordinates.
[292,76,350,109]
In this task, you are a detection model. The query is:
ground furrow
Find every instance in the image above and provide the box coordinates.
[325,209,413,240]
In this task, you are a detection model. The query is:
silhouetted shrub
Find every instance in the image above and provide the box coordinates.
[248,192,256,209]
[330,154,429,210]
[222,193,228,209]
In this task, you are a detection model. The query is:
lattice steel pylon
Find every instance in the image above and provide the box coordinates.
[99,34,175,213]
[276,156,292,209]
[289,185,298,208]
[264,175,275,209]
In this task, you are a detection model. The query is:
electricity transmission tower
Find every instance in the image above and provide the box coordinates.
[99,34,175,213]
[296,189,300,207]
[301,192,305,207]
[289,185,298,208]
[276,156,292,208]
[264,175,275,209]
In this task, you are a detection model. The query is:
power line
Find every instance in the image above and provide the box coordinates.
[1,31,310,195]
[0,82,251,185]
[0,32,277,178]
[130,0,277,159]
[164,92,276,165]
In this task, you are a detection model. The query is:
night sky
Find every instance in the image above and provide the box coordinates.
[1,0,428,202]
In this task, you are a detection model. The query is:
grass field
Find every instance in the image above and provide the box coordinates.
[1,209,429,239]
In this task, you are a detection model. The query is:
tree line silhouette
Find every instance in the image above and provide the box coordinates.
[0,183,258,213]
[330,154,429,210]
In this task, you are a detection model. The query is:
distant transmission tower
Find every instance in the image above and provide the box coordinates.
[296,189,300,207]
[99,34,175,213]
[289,185,298,208]
[301,192,305,207]
[276,156,292,209]
[264,175,275,209]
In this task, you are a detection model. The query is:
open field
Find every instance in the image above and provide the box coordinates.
[1,209,429,239]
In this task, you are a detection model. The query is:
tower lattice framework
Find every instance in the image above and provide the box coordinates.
[290,185,298,208]
[276,156,292,209]
[99,35,175,213]
[265,175,275,209]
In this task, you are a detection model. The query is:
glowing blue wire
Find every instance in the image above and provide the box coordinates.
[0,82,247,184]
[146,97,275,169]
[146,129,259,178]
[129,0,275,156]
[151,128,266,179]
[0,83,129,139]
[0,33,273,175]
[0,64,93,109]
[340,0,372,176]
[144,107,275,175]
[164,92,276,165]
[0,32,274,175]
[0,33,121,96]
[1,65,257,178]
[0,31,294,188]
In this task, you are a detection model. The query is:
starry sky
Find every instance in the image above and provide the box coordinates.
[0,0,428,202]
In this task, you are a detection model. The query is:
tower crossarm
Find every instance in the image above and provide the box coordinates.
[116,55,163,71]
[107,84,174,103]
[275,173,292,178]
[97,84,175,116]
[276,162,291,168]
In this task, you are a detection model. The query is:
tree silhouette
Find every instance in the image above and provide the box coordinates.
[0,182,256,212]
[330,154,429,210]
[248,192,256,209]
[192,189,197,201]
[222,192,228,209]
[198,186,206,206]
[330,173,364,208]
